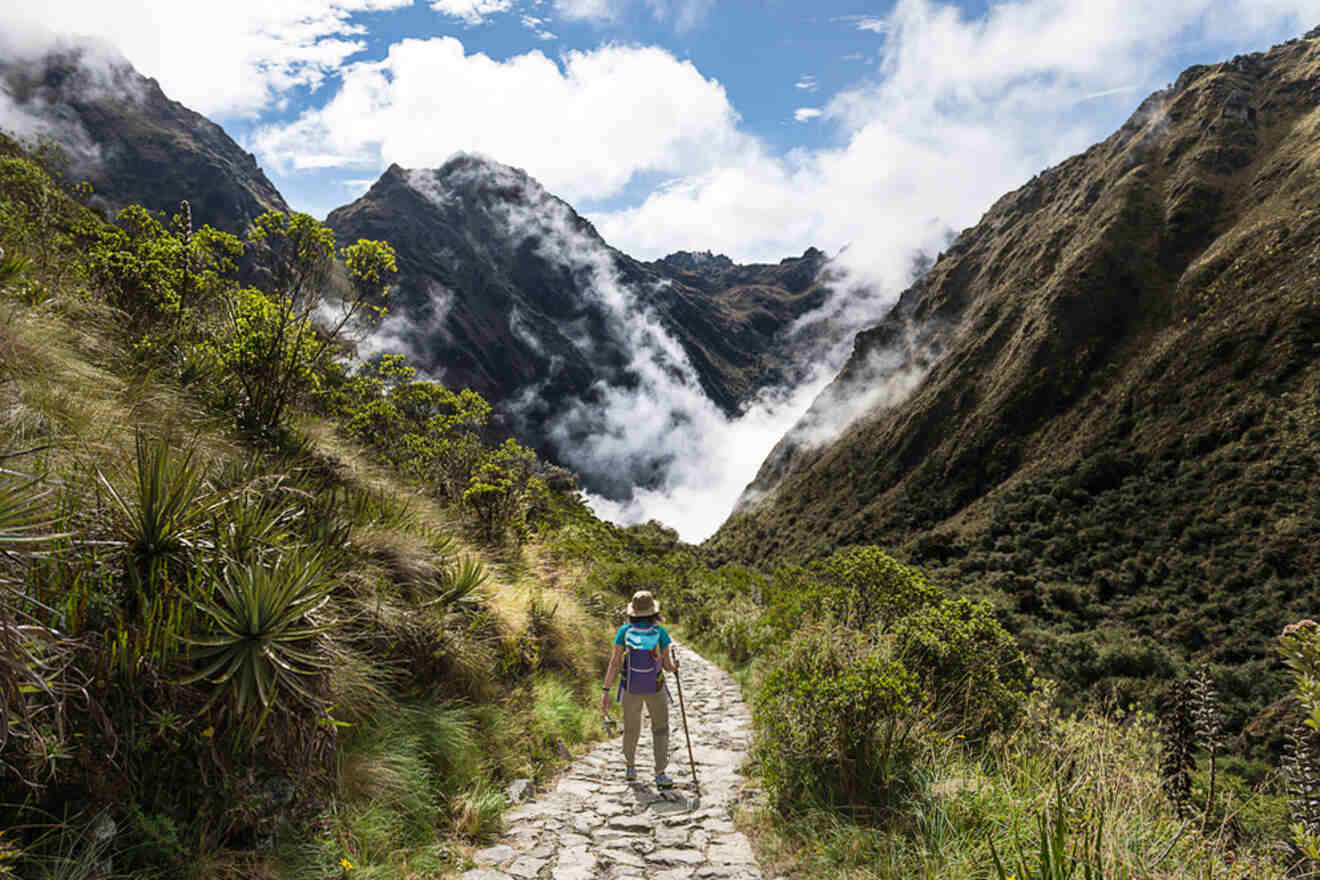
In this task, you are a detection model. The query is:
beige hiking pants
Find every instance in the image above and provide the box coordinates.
[621,689,669,773]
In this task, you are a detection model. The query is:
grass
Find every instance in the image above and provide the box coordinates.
[728,683,1297,880]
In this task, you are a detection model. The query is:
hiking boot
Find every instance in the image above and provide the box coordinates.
[624,765,637,782]
[655,772,674,790]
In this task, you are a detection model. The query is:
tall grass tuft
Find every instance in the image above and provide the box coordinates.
[532,674,598,746]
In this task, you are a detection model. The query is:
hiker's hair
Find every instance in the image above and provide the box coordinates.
[629,613,660,625]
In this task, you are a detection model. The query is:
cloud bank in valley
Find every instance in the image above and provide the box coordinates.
[394,154,934,541]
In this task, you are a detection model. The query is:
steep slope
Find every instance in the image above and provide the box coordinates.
[326,156,829,496]
[0,44,288,234]
[709,34,1320,715]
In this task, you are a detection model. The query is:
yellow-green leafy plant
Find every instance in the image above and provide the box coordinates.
[463,438,539,541]
[214,212,395,437]
[184,548,333,739]
[84,203,242,351]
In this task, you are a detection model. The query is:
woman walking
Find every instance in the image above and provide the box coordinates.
[600,590,679,789]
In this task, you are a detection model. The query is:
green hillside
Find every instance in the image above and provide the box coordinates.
[710,34,1320,727]
[0,133,626,877]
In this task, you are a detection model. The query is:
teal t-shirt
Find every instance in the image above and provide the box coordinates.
[614,623,671,649]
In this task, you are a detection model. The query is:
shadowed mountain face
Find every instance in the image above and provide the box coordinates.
[708,34,1320,719]
[326,156,830,497]
[0,46,288,234]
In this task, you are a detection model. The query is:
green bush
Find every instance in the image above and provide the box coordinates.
[761,547,940,643]
[752,621,920,811]
[892,596,1032,734]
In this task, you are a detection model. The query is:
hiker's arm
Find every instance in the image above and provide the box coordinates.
[661,645,678,672]
[600,644,624,713]
[603,644,625,689]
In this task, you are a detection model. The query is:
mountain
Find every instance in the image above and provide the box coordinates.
[326,156,831,496]
[0,44,288,234]
[709,33,1320,718]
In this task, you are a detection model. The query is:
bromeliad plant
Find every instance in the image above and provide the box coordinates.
[99,430,216,591]
[184,548,333,741]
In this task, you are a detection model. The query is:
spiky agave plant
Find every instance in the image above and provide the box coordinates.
[184,548,333,740]
[98,430,215,590]
[424,555,488,611]
[0,246,30,290]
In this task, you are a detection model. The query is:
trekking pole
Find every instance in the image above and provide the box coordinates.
[673,647,700,793]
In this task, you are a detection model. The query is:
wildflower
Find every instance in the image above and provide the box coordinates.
[341,858,354,871]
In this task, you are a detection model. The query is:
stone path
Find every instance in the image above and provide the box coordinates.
[462,642,764,880]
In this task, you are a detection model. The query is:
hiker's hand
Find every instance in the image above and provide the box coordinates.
[600,689,610,714]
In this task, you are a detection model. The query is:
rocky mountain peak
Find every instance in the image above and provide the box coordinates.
[655,250,736,272]
[0,42,287,234]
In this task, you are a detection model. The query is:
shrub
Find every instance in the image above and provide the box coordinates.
[211,212,395,437]
[752,621,920,811]
[464,438,539,541]
[891,596,1033,734]
[85,203,242,350]
[761,547,941,643]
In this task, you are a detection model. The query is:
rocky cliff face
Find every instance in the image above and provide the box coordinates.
[0,46,288,234]
[327,155,831,496]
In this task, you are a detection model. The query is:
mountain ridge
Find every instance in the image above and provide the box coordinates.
[326,152,837,498]
[0,44,288,234]
[706,31,1320,715]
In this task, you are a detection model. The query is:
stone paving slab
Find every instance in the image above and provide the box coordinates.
[462,642,763,879]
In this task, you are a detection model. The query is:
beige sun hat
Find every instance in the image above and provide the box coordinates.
[627,590,660,617]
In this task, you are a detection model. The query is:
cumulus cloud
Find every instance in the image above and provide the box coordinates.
[430,0,514,24]
[591,0,1320,283]
[794,107,822,122]
[795,75,818,91]
[251,38,750,203]
[3,0,412,117]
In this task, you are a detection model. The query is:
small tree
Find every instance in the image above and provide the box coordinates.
[218,212,396,436]
[464,439,538,541]
[85,203,243,352]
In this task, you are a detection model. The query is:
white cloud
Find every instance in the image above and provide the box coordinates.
[591,0,1320,284]
[555,0,619,22]
[855,17,887,33]
[431,0,514,24]
[554,0,712,30]
[795,75,818,90]
[2,0,412,118]
[252,38,750,203]
[794,107,822,122]
[520,14,558,38]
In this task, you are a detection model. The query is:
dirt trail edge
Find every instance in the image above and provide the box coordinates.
[462,642,764,880]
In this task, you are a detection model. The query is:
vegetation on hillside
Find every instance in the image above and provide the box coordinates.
[0,133,614,878]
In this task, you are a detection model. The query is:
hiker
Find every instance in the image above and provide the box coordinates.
[600,590,679,789]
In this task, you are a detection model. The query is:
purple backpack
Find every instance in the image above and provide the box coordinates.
[622,625,662,695]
